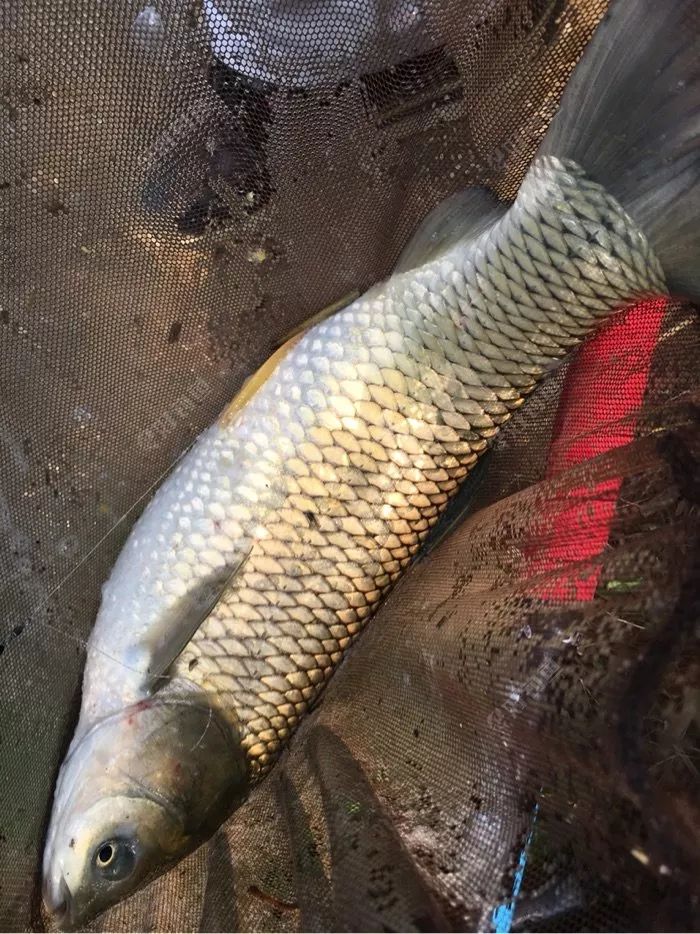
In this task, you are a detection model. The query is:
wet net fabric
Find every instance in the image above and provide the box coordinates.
[0,1,698,931]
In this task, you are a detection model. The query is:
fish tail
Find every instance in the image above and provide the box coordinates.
[538,0,699,301]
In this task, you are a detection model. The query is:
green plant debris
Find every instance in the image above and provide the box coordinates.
[604,578,642,593]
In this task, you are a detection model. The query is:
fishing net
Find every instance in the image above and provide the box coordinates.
[0,1,697,931]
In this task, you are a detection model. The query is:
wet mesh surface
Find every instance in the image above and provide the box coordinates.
[0,1,698,931]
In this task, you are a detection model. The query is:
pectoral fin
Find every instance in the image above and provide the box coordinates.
[145,554,249,691]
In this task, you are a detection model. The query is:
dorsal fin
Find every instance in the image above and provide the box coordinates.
[218,333,306,428]
[218,290,360,429]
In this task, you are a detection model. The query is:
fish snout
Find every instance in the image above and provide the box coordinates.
[42,872,72,928]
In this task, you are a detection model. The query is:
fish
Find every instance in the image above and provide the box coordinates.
[43,0,699,926]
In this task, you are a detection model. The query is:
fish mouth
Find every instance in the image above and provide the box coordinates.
[42,873,72,930]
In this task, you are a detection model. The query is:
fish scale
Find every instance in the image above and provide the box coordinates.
[116,155,670,778]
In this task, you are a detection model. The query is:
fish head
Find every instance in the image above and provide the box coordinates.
[42,694,247,929]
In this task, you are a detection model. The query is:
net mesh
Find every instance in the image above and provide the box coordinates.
[0,1,697,931]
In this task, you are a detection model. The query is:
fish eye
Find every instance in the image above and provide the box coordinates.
[92,839,136,881]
